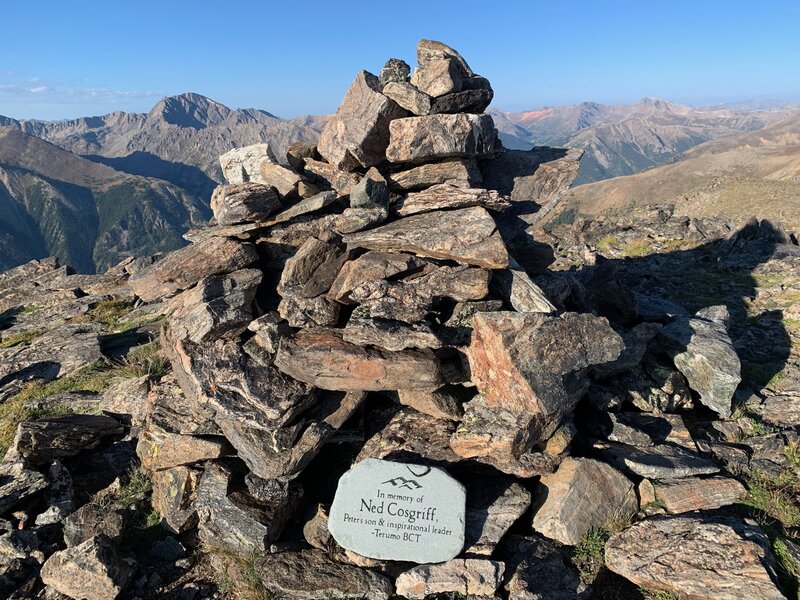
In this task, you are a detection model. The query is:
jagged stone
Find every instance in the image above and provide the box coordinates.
[343,206,508,269]
[592,322,662,378]
[317,70,408,171]
[259,162,302,196]
[278,294,341,327]
[653,476,746,514]
[334,206,389,234]
[286,141,320,172]
[12,415,123,465]
[417,39,474,77]
[396,559,504,599]
[379,58,410,86]
[247,312,290,356]
[386,114,496,164]
[256,549,392,600]
[605,516,785,600]
[274,328,441,391]
[430,89,494,114]
[219,143,276,184]
[387,159,482,191]
[166,268,261,343]
[491,257,556,313]
[589,412,697,450]
[24,391,100,417]
[395,184,509,217]
[303,158,362,196]
[40,535,133,600]
[468,312,623,444]
[397,385,467,421]
[328,252,424,303]
[302,503,334,551]
[349,280,433,323]
[99,376,150,427]
[278,234,348,299]
[532,457,637,546]
[503,535,591,600]
[130,237,258,302]
[63,503,125,548]
[411,58,464,98]
[210,183,281,225]
[195,462,299,554]
[151,466,201,533]
[0,462,48,515]
[349,167,389,209]
[137,426,227,471]
[439,300,505,346]
[144,376,219,437]
[659,312,741,417]
[409,265,491,302]
[382,81,432,116]
[343,317,441,351]
[593,441,720,479]
[464,479,531,556]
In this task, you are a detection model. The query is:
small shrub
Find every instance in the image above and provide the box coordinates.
[570,527,612,583]
[116,342,170,378]
[89,298,136,332]
[543,207,578,232]
[743,468,800,528]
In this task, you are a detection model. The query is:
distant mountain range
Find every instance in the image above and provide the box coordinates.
[0,92,797,273]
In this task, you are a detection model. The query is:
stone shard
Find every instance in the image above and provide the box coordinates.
[259,162,302,196]
[411,58,464,98]
[278,234,348,299]
[468,312,623,443]
[317,70,408,171]
[165,268,261,343]
[464,479,532,556]
[151,466,201,533]
[219,143,277,184]
[12,415,123,465]
[303,158,362,196]
[531,457,637,546]
[210,182,282,225]
[398,385,467,421]
[395,559,505,599]
[343,316,441,351]
[267,190,338,226]
[382,81,432,116]
[343,206,508,269]
[503,535,591,600]
[491,257,556,313]
[379,58,411,86]
[417,39,475,77]
[430,88,494,114]
[659,313,741,417]
[349,280,433,323]
[387,159,483,191]
[256,549,393,600]
[386,114,496,164]
[605,516,785,600]
[394,184,510,217]
[130,237,258,302]
[274,328,442,391]
[195,462,299,554]
[654,476,746,514]
[40,535,133,600]
[593,441,720,479]
[328,251,424,303]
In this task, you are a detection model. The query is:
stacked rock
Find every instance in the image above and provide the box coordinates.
[121,40,775,599]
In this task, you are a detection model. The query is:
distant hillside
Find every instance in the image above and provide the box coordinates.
[0,128,209,273]
[489,99,795,185]
[554,113,800,230]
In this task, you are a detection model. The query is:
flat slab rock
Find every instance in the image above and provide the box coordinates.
[256,549,392,600]
[342,206,508,269]
[12,414,124,465]
[387,159,482,191]
[394,184,509,217]
[532,457,637,546]
[605,516,786,600]
[593,441,720,479]
[654,476,746,514]
[395,558,505,599]
[328,458,466,563]
[274,328,442,391]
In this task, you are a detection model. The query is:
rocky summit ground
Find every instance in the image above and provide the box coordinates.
[0,39,799,600]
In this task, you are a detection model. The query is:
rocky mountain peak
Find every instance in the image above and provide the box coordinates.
[148,92,233,128]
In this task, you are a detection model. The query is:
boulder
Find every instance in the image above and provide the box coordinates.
[12,415,123,465]
[210,183,281,225]
[151,466,201,533]
[430,88,494,114]
[256,549,393,600]
[274,328,442,391]
[379,58,410,86]
[654,476,746,514]
[349,281,433,323]
[395,559,505,599]
[267,190,338,226]
[99,376,150,427]
[605,516,785,600]
[382,81,432,116]
[328,251,424,303]
[63,503,125,548]
[349,168,389,209]
[417,39,474,77]
[386,114,496,164]
[343,317,441,351]
[129,237,258,302]
[394,184,509,217]
[278,234,348,299]
[409,265,491,302]
[342,206,508,269]
[531,457,637,546]
[503,535,591,600]
[40,535,133,600]
[491,257,556,313]
[468,312,623,443]
[397,385,467,421]
[659,313,741,417]
[0,461,48,515]
[410,58,464,98]
[333,206,389,234]
[286,141,320,172]
[317,70,408,171]
[387,159,482,191]
[464,479,531,555]
[278,294,341,328]
[303,158,362,196]
[219,143,276,184]
[136,427,227,471]
[259,162,302,196]
[593,441,720,479]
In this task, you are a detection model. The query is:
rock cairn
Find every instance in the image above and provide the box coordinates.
[1,39,794,600]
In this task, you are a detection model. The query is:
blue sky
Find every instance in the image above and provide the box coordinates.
[2,0,799,120]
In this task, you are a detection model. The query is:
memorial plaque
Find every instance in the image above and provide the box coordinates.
[328,458,466,563]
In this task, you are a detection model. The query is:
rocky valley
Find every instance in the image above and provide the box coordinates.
[0,39,798,600]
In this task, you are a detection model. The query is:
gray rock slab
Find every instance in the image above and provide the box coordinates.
[328,458,465,563]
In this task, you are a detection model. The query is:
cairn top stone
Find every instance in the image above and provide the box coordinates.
[328,458,466,563]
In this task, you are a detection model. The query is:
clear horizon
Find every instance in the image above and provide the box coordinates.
[2,0,799,121]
